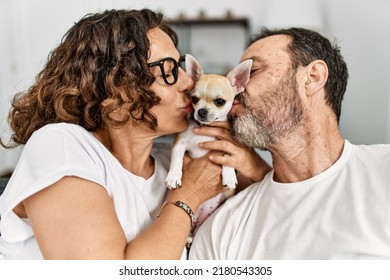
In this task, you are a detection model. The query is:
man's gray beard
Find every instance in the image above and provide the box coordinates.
[231,109,273,150]
[231,72,303,150]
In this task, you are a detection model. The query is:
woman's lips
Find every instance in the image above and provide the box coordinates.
[183,103,194,114]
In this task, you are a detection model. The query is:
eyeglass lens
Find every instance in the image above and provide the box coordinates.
[162,58,178,84]
[163,56,185,85]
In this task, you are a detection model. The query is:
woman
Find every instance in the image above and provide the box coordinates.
[0,9,270,259]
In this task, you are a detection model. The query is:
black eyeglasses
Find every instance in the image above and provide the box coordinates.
[148,55,185,85]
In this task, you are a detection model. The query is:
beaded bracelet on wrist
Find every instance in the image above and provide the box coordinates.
[158,200,195,228]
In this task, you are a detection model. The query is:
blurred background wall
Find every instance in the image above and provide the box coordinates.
[1,0,390,175]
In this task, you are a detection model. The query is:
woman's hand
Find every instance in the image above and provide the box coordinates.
[170,151,226,211]
[193,121,271,186]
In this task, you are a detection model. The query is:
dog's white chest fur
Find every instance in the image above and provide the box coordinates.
[181,122,213,158]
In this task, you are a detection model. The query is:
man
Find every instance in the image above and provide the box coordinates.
[189,28,390,259]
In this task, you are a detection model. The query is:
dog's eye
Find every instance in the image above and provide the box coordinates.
[191,96,199,104]
[214,98,226,107]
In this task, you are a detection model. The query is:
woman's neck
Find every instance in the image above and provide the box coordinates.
[93,126,156,179]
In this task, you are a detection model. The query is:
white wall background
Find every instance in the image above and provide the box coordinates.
[1,0,390,175]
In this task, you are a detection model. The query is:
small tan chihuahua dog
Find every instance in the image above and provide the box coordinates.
[165,54,252,230]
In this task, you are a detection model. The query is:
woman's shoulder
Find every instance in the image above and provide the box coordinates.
[31,123,90,140]
[23,123,102,167]
[26,123,94,150]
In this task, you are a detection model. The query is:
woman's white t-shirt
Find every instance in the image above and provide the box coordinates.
[0,123,172,259]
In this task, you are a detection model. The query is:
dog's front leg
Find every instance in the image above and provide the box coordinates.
[165,135,187,189]
[221,154,237,189]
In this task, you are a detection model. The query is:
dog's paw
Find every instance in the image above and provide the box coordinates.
[165,171,182,190]
[222,166,237,190]
[223,177,237,189]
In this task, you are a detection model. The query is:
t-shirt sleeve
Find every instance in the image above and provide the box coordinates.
[15,124,106,195]
[0,124,107,242]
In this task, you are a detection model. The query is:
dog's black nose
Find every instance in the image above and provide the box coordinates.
[197,108,208,119]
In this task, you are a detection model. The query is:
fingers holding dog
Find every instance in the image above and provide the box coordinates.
[194,124,272,184]
[192,121,233,141]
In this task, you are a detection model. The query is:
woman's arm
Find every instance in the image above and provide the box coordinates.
[23,153,224,260]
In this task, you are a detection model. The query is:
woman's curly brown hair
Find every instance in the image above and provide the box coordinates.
[1,9,178,148]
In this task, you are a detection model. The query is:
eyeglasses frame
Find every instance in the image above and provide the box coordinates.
[147,55,186,85]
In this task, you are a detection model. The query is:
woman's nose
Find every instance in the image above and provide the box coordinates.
[178,67,194,92]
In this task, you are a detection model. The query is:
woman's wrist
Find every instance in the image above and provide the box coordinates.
[167,186,202,212]
[158,200,195,228]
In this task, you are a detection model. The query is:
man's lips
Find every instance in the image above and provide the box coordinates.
[233,92,243,105]
[229,93,243,114]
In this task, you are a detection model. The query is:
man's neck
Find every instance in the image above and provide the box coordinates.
[269,126,345,183]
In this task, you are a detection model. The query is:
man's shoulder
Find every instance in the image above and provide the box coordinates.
[352,142,390,160]
[353,141,390,150]
[219,174,271,217]
[231,181,264,202]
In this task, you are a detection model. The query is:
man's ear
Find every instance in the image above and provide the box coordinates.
[304,60,328,96]
[185,54,204,82]
[227,59,253,94]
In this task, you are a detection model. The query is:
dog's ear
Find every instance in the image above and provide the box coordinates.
[185,54,204,82]
[226,59,253,94]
